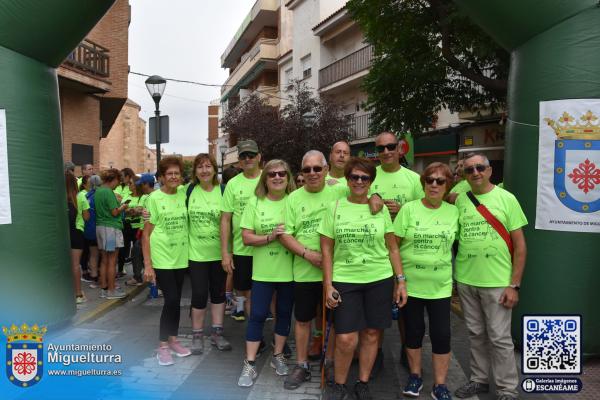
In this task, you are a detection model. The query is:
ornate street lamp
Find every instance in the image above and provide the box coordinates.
[145,75,166,172]
[219,144,228,174]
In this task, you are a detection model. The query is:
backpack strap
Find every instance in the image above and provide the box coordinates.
[185,183,197,209]
[466,191,514,257]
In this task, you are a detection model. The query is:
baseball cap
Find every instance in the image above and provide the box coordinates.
[237,140,259,154]
[136,173,155,185]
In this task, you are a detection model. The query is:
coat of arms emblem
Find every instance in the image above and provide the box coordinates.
[3,323,46,388]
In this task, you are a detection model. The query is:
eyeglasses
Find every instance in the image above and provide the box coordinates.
[348,174,372,183]
[376,143,398,153]
[301,166,324,174]
[239,152,257,160]
[424,176,447,185]
[464,164,488,174]
[267,170,287,178]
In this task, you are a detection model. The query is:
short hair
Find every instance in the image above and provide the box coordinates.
[100,168,121,184]
[344,157,377,181]
[192,153,219,186]
[89,175,102,189]
[420,162,454,195]
[301,150,327,168]
[464,152,490,166]
[158,156,184,177]
[330,141,350,153]
[121,167,136,179]
[255,159,296,198]
[222,166,241,185]
[375,131,398,143]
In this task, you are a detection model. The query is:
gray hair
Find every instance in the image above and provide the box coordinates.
[89,175,102,189]
[301,150,327,168]
[464,152,490,166]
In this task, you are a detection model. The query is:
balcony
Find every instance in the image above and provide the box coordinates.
[64,39,109,78]
[221,0,279,68]
[319,45,373,91]
[221,39,278,101]
[347,112,373,142]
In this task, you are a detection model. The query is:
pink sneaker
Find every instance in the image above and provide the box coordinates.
[157,346,174,366]
[168,340,191,357]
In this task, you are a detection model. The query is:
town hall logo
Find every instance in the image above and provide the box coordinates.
[3,323,46,388]
[545,111,600,213]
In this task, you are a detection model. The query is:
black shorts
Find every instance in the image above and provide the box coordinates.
[233,255,253,291]
[333,277,393,334]
[294,281,322,322]
[70,228,85,250]
[84,237,98,247]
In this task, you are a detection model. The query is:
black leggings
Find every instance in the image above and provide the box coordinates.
[118,222,137,271]
[155,268,187,342]
[189,260,226,309]
[401,296,451,354]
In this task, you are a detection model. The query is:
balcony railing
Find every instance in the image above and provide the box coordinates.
[64,39,110,78]
[319,45,373,89]
[347,112,373,141]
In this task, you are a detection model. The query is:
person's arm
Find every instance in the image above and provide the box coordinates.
[499,228,527,308]
[446,192,458,204]
[142,221,156,284]
[242,224,285,247]
[82,209,90,222]
[387,233,407,307]
[320,235,340,309]
[220,212,234,273]
[368,194,385,215]
[111,202,128,217]
[280,234,322,267]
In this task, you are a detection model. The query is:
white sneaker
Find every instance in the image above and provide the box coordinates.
[106,289,126,299]
[237,359,258,387]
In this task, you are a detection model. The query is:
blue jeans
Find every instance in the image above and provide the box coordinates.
[246,281,294,342]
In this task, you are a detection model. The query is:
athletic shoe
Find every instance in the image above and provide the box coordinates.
[100,289,107,298]
[90,282,102,289]
[80,272,94,282]
[75,294,87,304]
[270,353,289,376]
[225,297,235,315]
[328,383,350,400]
[125,278,143,287]
[266,311,274,321]
[369,348,383,380]
[283,341,292,359]
[354,381,373,400]
[237,359,257,387]
[106,288,126,299]
[168,340,191,357]
[256,340,267,358]
[231,310,245,321]
[157,346,174,366]
[191,335,204,355]
[402,374,423,398]
[284,364,311,390]
[210,329,232,351]
[307,335,322,361]
[454,381,489,398]
[432,384,452,400]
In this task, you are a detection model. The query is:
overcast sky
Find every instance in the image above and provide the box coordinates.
[128,0,255,156]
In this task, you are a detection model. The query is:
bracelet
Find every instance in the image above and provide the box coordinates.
[266,234,270,244]
[301,247,307,258]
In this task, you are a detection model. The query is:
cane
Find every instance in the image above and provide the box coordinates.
[320,290,339,388]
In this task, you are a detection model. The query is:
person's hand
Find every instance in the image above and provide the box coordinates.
[383,200,400,216]
[325,285,341,309]
[326,178,339,186]
[499,287,519,308]
[368,194,384,215]
[142,209,151,222]
[143,266,156,285]
[270,224,286,240]
[134,206,144,215]
[395,282,407,307]
[221,253,234,274]
[304,249,322,268]
[115,194,123,202]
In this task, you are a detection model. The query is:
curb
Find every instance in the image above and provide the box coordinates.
[74,284,148,326]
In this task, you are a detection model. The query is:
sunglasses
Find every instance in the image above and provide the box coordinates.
[464,164,488,174]
[376,143,398,153]
[267,170,287,178]
[301,166,324,174]
[424,176,447,185]
[239,152,257,160]
[348,174,372,182]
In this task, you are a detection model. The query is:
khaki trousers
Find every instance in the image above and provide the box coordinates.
[457,283,519,397]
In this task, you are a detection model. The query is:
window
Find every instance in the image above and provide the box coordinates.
[301,55,311,79]
[71,144,93,165]
[284,67,293,90]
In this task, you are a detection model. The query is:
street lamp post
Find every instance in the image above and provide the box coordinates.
[145,75,167,173]
[219,145,228,175]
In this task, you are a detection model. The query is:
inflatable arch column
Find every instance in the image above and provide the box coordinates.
[0,1,116,327]
[455,0,600,356]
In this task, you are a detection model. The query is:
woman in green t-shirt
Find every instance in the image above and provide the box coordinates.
[319,157,407,399]
[142,156,191,367]
[66,172,90,304]
[394,162,458,400]
[236,159,296,387]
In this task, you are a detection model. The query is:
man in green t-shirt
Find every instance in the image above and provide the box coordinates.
[221,140,262,321]
[326,141,350,186]
[454,153,527,400]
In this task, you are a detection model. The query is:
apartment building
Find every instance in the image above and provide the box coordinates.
[58,0,130,176]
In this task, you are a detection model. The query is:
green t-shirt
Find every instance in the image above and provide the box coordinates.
[318,198,394,284]
[132,194,150,230]
[455,186,527,286]
[75,191,90,232]
[146,190,189,269]
[394,200,458,299]
[221,173,260,256]
[114,184,132,200]
[370,165,424,213]
[94,187,122,230]
[450,179,470,194]
[284,185,347,282]
[326,174,347,186]
[240,196,293,282]
[188,185,222,262]
[77,177,83,190]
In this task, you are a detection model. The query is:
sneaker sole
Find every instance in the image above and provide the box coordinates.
[232,316,245,321]
[171,351,191,358]
[402,385,423,398]
[156,354,174,366]
[211,342,232,351]
[106,295,126,299]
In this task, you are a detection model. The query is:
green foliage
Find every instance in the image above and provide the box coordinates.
[182,159,193,180]
[347,0,509,134]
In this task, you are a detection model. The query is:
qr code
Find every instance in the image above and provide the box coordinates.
[522,315,581,374]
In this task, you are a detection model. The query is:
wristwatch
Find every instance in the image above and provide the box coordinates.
[394,274,406,283]
[509,284,520,291]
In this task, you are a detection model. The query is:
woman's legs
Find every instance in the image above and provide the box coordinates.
[99,250,108,289]
[88,245,99,279]
[427,297,452,385]
[105,251,118,291]
[358,328,380,382]
[334,332,359,384]
[71,249,83,297]
[246,281,275,361]
[402,296,427,375]
[272,282,294,354]
[189,261,210,331]
[155,268,187,345]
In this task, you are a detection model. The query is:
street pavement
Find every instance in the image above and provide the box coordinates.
[5,264,598,400]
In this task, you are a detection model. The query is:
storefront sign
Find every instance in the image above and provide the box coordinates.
[536,99,600,232]
[0,109,11,224]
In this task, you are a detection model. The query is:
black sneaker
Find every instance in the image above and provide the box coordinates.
[354,381,373,400]
[284,364,311,390]
[256,340,267,358]
[454,381,489,398]
[327,383,350,400]
[402,374,423,398]
[369,348,383,380]
[80,272,94,283]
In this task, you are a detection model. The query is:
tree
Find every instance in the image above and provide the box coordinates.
[182,159,193,180]
[347,0,509,134]
[221,80,349,171]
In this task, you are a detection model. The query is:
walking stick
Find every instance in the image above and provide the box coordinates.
[320,290,338,388]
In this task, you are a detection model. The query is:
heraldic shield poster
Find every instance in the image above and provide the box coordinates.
[537,99,600,232]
